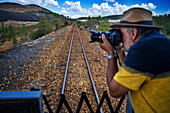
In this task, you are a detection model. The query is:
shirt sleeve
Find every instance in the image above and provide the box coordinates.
[114,64,149,91]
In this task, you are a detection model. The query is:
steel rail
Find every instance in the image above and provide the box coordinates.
[61,26,75,94]
[77,29,103,113]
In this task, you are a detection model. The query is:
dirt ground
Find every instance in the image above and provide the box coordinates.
[0,30,54,51]
[0,21,38,27]
[0,25,127,112]
[0,21,39,51]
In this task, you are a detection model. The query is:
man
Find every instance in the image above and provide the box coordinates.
[100,8,170,113]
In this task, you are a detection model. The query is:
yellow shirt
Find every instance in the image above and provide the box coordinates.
[114,64,170,113]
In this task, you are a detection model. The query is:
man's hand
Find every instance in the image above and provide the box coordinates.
[100,34,114,55]
[115,43,123,51]
[115,43,126,64]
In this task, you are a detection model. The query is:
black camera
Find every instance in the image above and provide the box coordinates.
[89,29,123,47]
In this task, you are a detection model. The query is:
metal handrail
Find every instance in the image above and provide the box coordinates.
[77,29,103,113]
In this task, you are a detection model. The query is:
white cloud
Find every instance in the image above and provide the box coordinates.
[113,2,129,14]
[64,1,83,11]
[43,0,59,7]
[92,3,101,10]
[148,3,156,9]
[61,1,158,19]
[128,3,156,10]
[89,2,157,17]
[104,0,115,2]
[97,3,114,15]
[62,1,92,18]
[112,2,157,14]
[152,11,159,16]
[64,1,74,6]
[90,2,124,16]
[61,7,68,14]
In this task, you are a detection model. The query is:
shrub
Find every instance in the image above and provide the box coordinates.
[8,25,16,41]
[77,23,81,28]
[19,24,28,36]
[30,28,45,40]
[0,22,4,33]
[64,20,69,26]
[38,16,53,33]
[87,20,95,25]
[19,36,27,42]
[153,14,170,36]
[1,35,6,43]
[36,27,46,38]
[98,18,110,32]
[29,16,53,40]
[12,37,17,46]
[51,14,62,30]
[0,24,16,43]
[29,30,36,40]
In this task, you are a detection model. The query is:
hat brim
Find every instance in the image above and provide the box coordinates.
[110,23,164,29]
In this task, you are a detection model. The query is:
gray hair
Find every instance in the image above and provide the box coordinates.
[124,27,160,38]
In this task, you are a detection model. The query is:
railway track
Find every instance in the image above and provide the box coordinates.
[58,25,103,112]
[0,24,127,112]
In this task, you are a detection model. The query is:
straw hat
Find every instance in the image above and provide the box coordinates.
[110,8,163,29]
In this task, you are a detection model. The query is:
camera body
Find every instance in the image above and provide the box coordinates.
[89,29,122,47]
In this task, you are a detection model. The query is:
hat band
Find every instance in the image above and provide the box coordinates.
[120,21,153,26]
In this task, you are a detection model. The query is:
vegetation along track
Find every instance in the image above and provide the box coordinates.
[0,24,127,112]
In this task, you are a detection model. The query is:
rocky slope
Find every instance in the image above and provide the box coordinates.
[0,2,52,13]
[0,2,52,21]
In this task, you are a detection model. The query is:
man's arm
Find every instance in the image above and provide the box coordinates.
[100,34,129,97]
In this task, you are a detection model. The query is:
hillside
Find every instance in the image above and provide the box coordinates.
[0,2,52,13]
[0,2,53,21]
[0,9,52,21]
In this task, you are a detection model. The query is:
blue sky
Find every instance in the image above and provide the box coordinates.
[0,0,169,18]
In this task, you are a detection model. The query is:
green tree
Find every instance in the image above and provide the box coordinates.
[153,14,170,36]
[1,26,8,43]
[12,37,17,46]
[38,16,53,33]
[64,20,69,26]
[98,18,110,32]
[97,15,102,21]
[0,22,4,33]
[51,14,62,30]
[88,16,91,20]
[38,16,48,29]
[30,16,53,40]
[19,24,28,36]
[8,25,16,41]
[164,22,170,35]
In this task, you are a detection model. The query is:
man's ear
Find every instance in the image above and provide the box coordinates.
[131,28,137,41]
